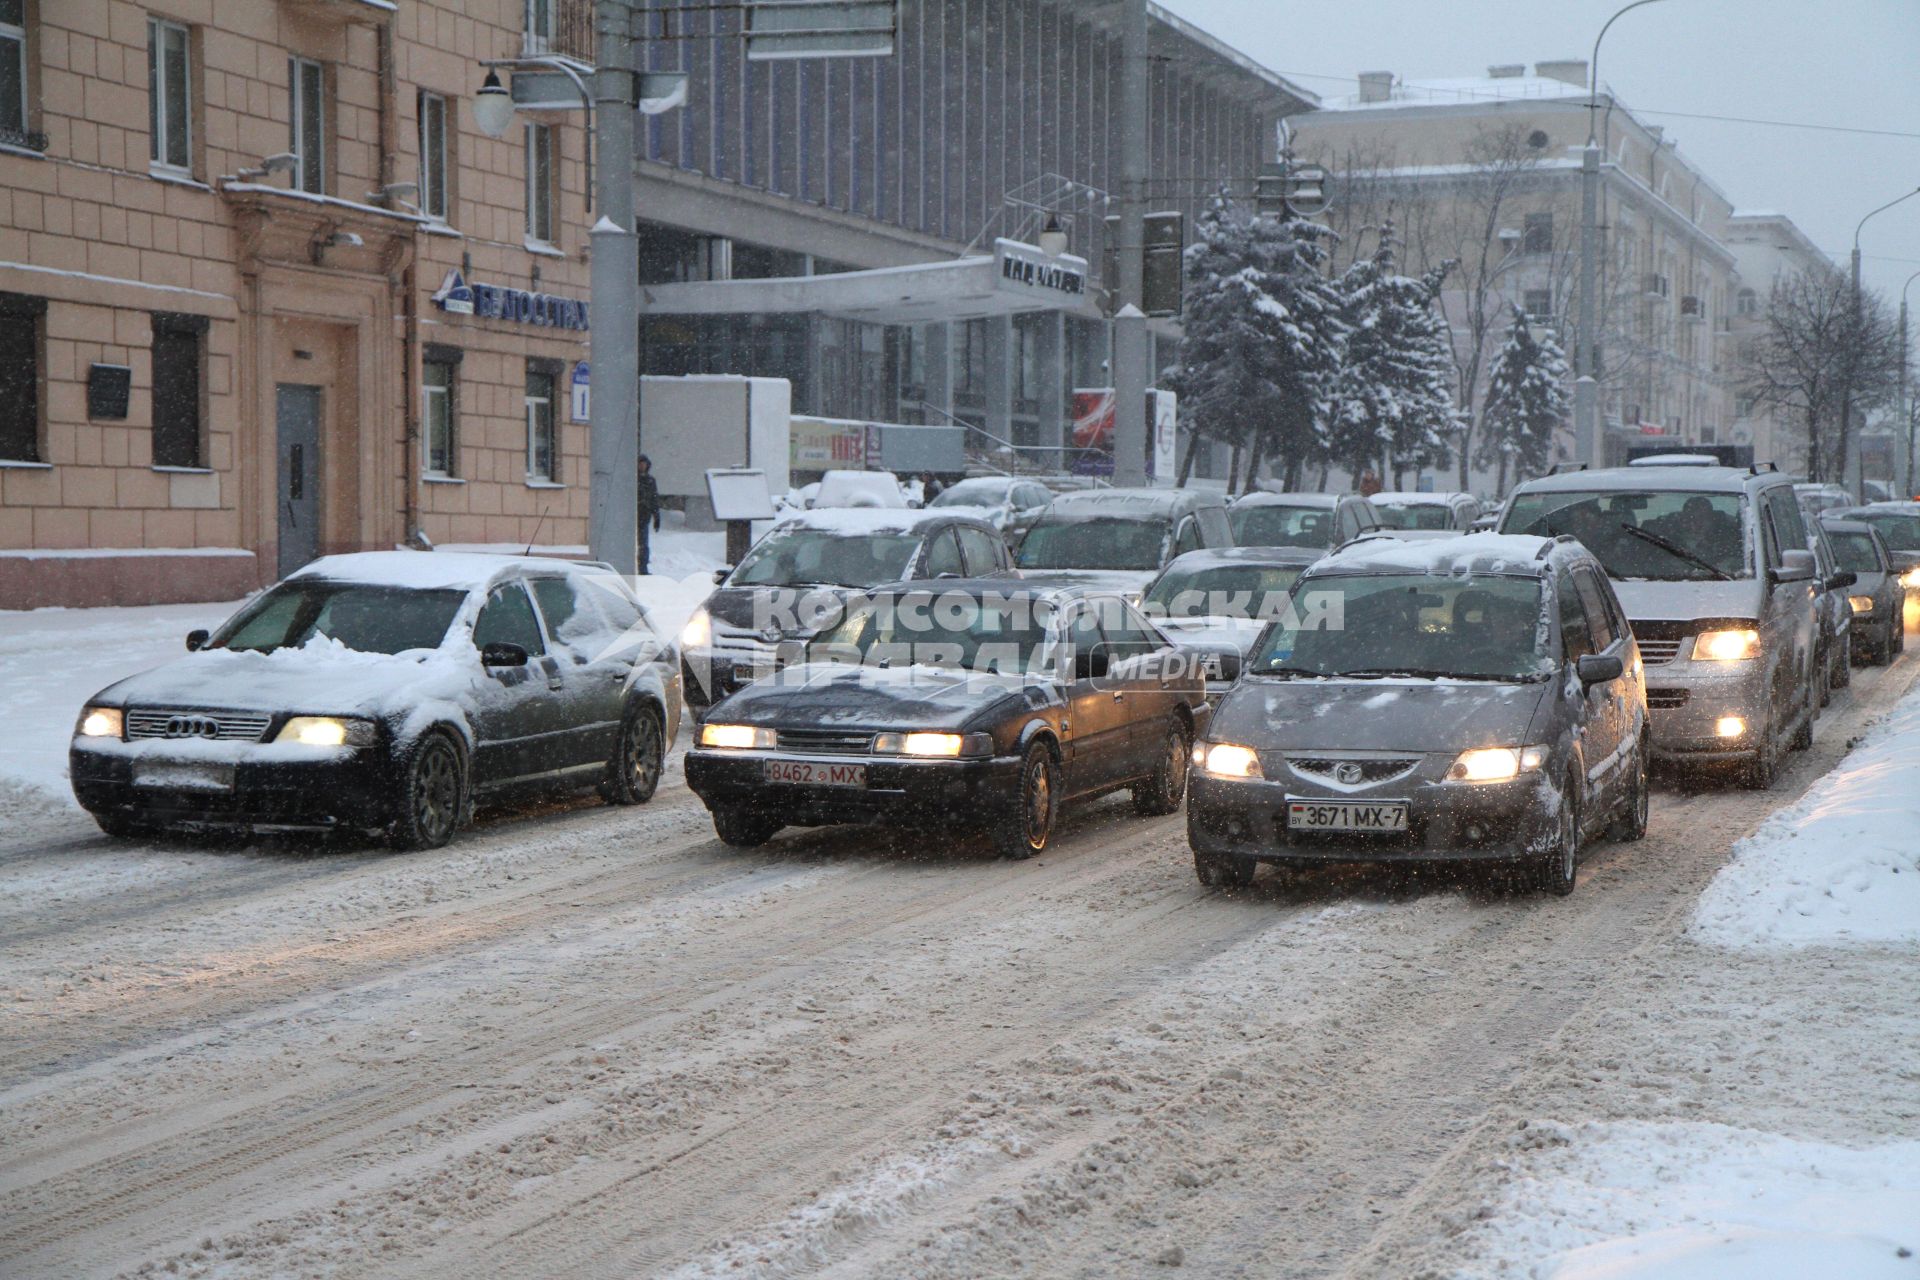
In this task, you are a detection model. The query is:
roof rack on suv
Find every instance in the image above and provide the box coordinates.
[1749,461,1779,475]
[1549,461,1588,475]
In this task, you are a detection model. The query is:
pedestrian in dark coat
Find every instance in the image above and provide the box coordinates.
[637,453,662,574]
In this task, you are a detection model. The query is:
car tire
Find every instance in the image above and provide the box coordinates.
[1815,642,1831,709]
[1193,849,1257,888]
[389,732,465,851]
[1608,736,1650,843]
[992,742,1060,860]
[1833,632,1852,688]
[1536,774,1580,896]
[1880,619,1899,666]
[601,701,665,806]
[1741,709,1778,789]
[1131,721,1191,816]
[92,811,152,840]
[712,805,781,848]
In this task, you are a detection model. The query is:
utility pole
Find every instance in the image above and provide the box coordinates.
[587,0,640,575]
[1110,0,1149,487]
[1902,267,1918,498]
[1845,187,1919,495]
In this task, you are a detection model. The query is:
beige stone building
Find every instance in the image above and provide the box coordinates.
[1291,61,1746,491]
[0,0,593,608]
[1722,210,1834,477]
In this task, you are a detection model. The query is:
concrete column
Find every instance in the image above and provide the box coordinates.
[1034,310,1066,456]
[983,315,1014,453]
[921,322,954,423]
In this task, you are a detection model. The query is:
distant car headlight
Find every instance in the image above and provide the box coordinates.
[872,731,992,758]
[1195,742,1262,779]
[1693,628,1761,662]
[680,607,712,649]
[699,723,774,749]
[276,716,377,747]
[1446,745,1547,783]
[76,706,123,739]
[1849,595,1876,613]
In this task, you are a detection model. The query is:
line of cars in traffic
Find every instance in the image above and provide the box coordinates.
[66,467,1917,898]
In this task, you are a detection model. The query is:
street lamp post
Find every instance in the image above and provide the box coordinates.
[1110,0,1150,488]
[1845,186,1920,496]
[1578,0,1666,470]
[1902,269,1920,498]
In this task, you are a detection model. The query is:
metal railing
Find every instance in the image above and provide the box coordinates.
[525,0,595,63]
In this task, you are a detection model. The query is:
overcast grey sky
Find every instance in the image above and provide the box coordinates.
[1160,0,1920,306]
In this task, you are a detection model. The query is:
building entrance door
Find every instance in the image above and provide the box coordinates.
[276,384,322,578]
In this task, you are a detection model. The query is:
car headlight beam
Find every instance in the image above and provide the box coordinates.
[680,607,712,649]
[1195,742,1262,779]
[1694,628,1761,662]
[1849,595,1876,613]
[276,716,377,747]
[77,706,124,739]
[872,731,992,757]
[698,723,775,750]
[1446,745,1547,783]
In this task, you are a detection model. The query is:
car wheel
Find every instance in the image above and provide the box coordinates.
[712,805,781,848]
[92,811,152,840]
[1815,642,1831,708]
[1536,774,1580,896]
[1131,721,1191,816]
[389,732,465,851]
[1608,736,1650,842]
[1833,632,1852,688]
[1880,619,1899,666]
[992,742,1059,860]
[1193,849,1257,888]
[601,701,665,806]
[1742,709,1778,789]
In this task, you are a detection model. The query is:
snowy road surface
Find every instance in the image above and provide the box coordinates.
[2,634,1917,1277]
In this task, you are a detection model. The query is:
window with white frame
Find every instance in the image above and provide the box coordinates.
[417,90,449,222]
[147,16,191,175]
[526,362,557,481]
[1524,289,1553,323]
[0,0,32,147]
[423,347,458,476]
[525,122,554,246]
[288,55,325,195]
[524,0,554,55]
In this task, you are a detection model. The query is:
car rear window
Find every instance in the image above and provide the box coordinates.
[1229,503,1336,548]
[1016,516,1169,571]
[1856,511,1920,550]
[1142,564,1304,618]
[730,528,921,588]
[1829,531,1883,574]
[1377,504,1454,531]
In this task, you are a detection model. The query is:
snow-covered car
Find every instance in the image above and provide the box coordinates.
[679,508,1014,723]
[1369,490,1481,532]
[1818,516,1904,665]
[1188,534,1650,895]
[1139,546,1323,698]
[1803,518,1856,706]
[1228,491,1385,550]
[928,475,1056,541]
[685,581,1210,858]
[1013,488,1233,598]
[69,552,680,849]
[813,469,910,509]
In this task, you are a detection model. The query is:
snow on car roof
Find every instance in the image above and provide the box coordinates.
[1370,491,1464,506]
[288,550,565,592]
[1042,488,1220,517]
[1314,531,1554,576]
[774,507,965,536]
[1162,545,1324,569]
[1514,464,1761,494]
[1232,490,1343,509]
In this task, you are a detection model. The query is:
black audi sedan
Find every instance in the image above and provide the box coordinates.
[1188,534,1649,895]
[70,552,679,849]
[684,580,1211,858]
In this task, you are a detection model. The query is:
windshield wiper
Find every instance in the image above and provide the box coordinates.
[1255,665,1325,679]
[1618,524,1733,581]
[1338,667,1519,681]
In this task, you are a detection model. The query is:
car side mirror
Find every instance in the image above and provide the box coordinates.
[1770,549,1814,585]
[1073,648,1110,680]
[1827,570,1857,590]
[1577,653,1624,686]
[185,629,210,652]
[1208,648,1242,682]
[481,641,529,668]
[713,567,731,585]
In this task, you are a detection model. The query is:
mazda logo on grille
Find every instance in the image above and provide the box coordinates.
[758,627,785,644]
[164,715,219,739]
[1334,762,1364,785]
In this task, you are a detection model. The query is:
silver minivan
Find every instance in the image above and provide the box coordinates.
[1500,464,1820,787]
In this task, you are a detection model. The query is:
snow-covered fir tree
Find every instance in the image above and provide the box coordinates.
[1166,189,1346,491]
[1476,304,1573,493]
[1328,225,1457,484]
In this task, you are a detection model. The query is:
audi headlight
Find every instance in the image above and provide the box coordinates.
[1693,628,1761,662]
[1195,742,1262,779]
[276,716,376,747]
[698,723,774,749]
[1849,595,1876,614]
[76,706,123,739]
[1446,745,1547,784]
[872,731,991,758]
[680,607,712,649]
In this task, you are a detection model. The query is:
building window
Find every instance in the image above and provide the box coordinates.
[289,55,325,194]
[1523,212,1553,255]
[423,346,458,476]
[1737,287,1759,317]
[150,313,206,469]
[147,16,191,175]
[525,122,554,246]
[524,0,553,55]
[525,362,557,481]
[0,292,44,463]
[417,90,449,221]
[0,0,36,149]
[1524,289,1553,322]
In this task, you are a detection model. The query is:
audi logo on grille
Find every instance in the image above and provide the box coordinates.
[164,715,219,739]
[1334,762,1364,785]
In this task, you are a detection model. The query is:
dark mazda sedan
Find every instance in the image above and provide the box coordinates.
[684,580,1211,858]
[1187,534,1650,895]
